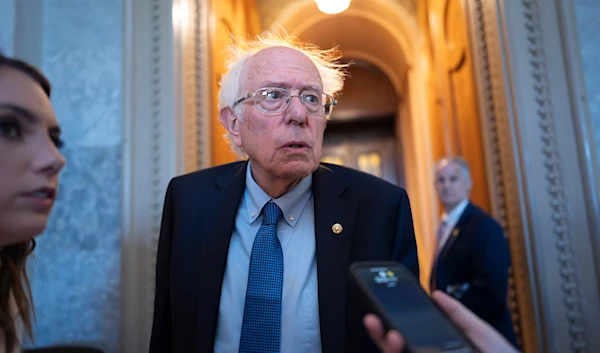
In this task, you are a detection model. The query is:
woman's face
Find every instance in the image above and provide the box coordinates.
[0,66,66,247]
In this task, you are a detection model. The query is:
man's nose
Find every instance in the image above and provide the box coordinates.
[440,180,452,189]
[285,95,308,125]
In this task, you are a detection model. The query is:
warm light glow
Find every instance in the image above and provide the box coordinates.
[172,0,189,31]
[314,0,351,15]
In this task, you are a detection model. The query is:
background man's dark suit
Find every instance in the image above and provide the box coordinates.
[430,202,517,347]
[149,161,419,353]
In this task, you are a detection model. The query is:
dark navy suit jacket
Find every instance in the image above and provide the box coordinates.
[430,202,518,348]
[149,161,419,353]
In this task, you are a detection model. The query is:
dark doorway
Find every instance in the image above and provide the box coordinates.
[322,115,401,185]
[321,59,403,186]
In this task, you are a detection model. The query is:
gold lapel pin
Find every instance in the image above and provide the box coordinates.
[332,223,343,234]
[452,229,460,237]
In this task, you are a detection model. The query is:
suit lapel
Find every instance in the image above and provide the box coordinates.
[196,161,247,351]
[438,203,473,262]
[430,203,473,290]
[313,165,357,353]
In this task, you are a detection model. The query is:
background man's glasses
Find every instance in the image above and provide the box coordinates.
[232,87,337,116]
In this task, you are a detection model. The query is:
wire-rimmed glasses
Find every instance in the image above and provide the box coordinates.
[232,87,337,116]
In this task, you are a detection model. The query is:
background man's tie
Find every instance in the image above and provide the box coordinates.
[430,220,447,291]
[239,201,284,353]
[435,220,447,257]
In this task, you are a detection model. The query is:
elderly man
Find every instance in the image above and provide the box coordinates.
[429,156,517,347]
[148,33,419,353]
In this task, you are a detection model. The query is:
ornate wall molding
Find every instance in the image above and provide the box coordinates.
[148,0,166,317]
[465,0,520,347]
[520,1,587,350]
[464,0,600,352]
[122,0,183,351]
[122,0,208,350]
[177,0,199,173]
[174,0,211,173]
[196,0,212,169]
[464,0,542,352]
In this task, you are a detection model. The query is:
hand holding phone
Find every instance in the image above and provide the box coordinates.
[364,291,520,353]
[349,262,479,353]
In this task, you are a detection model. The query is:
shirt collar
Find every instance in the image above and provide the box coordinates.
[441,199,469,226]
[244,162,313,227]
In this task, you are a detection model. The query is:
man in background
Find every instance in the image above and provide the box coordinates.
[429,156,517,347]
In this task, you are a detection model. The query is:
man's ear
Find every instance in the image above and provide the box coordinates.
[220,107,243,148]
[466,176,474,191]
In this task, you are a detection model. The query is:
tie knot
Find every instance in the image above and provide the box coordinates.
[262,202,282,225]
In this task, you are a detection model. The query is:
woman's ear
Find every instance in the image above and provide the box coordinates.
[220,107,243,147]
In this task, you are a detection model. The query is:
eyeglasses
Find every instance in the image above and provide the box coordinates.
[232,87,337,116]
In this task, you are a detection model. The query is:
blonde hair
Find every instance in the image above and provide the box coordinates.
[218,31,349,157]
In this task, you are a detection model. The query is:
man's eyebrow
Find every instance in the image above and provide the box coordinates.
[299,84,321,92]
[260,82,322,92]
[261,81,292,89]
[0,103,39,123]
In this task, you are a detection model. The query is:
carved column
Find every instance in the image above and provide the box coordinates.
[121,0,209,351]
[465,0,600,352]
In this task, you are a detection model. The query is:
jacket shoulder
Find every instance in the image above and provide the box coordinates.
[171,161,246,187]
[465,202,503,234]
[319,163,408,198]
[322,163,405,188]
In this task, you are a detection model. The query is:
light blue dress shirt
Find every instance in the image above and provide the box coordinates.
[214,163,322,353]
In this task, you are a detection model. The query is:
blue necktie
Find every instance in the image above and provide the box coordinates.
[239,202,284,353]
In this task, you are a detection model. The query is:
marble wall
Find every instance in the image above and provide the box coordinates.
[0,0,15,55]
[574,0,600,166]
[11,1,123,352]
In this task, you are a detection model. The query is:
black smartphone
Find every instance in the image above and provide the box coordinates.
[349,261,479,353]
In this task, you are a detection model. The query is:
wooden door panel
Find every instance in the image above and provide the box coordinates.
[428,0,490,212]
[210,0,260,166]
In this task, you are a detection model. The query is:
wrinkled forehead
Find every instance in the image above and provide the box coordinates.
[242,46,323,91]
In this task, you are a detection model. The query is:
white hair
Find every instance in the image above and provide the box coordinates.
[218,31,349,157]
[434,156,472,181]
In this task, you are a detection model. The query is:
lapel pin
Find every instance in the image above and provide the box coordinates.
[332,223,343,234]
[452,229,460,237]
